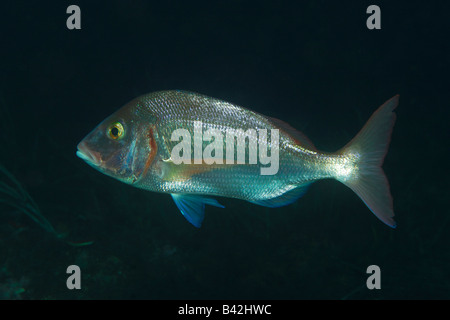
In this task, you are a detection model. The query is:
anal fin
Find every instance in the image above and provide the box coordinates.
[250,183,311,208]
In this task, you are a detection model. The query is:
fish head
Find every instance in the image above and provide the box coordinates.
[77,99,156,185]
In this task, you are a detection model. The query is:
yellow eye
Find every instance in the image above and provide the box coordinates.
[108,122,125,140]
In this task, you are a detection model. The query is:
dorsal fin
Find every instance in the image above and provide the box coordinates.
[268,117,317,151]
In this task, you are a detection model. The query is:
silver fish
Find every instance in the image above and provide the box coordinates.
[77,91,398,228]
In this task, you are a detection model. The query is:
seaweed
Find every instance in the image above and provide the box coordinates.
[0,163,57,236]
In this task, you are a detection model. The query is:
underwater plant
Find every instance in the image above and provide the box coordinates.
[0,163,57,236]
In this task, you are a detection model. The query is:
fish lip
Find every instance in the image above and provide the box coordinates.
[77,141,101,166]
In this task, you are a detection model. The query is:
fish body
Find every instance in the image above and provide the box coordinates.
[77,91,398,228]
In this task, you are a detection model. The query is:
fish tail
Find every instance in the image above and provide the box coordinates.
[336,95,399,228]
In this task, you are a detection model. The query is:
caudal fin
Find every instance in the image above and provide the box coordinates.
[338,95,399,228]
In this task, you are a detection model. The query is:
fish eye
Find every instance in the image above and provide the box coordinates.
[108,122,125,140]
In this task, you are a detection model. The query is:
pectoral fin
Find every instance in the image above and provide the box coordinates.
[171,194,225,228]
[159,159,220,182]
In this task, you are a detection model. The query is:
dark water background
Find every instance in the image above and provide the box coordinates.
[0,1,448,299]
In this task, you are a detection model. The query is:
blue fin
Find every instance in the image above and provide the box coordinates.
[250,183,311,208]
[171,194,225,228]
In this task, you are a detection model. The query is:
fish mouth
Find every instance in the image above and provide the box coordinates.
[77,141,101,166]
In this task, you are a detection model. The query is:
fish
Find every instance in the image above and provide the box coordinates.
[77,90,398,228]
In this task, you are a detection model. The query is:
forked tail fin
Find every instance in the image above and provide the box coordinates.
[337,95,399,228]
